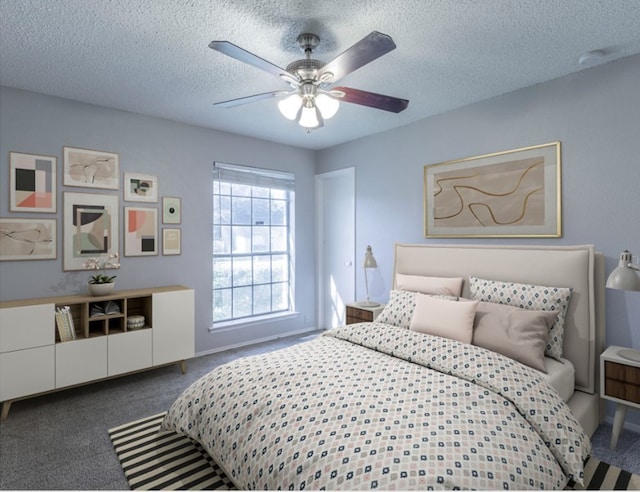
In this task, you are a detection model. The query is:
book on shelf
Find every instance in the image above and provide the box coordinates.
[55,306,76,342]
[90,300,121,318]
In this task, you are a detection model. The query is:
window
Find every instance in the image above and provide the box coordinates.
[212,162,295,325]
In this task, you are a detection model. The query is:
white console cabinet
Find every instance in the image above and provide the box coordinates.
[0,285,194,419]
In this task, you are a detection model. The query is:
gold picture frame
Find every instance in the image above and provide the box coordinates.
[424,141,561,238]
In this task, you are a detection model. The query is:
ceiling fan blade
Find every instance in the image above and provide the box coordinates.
[333,86,409,113]
[214,90,289,108]
[318,31,397,84]
[209,40,298,85]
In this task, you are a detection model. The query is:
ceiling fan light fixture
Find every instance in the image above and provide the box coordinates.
[298,103,322,129]
[315,93,340,119]
[278,94,302,120]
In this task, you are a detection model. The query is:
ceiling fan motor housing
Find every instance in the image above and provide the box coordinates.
[286,58,325,82]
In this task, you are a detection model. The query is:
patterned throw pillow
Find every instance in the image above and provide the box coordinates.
[376,290,458,330]
[469,277,572,361]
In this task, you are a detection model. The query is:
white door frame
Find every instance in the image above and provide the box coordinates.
[315,167,356,330]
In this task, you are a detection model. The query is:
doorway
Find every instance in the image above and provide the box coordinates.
[315,168,355,329]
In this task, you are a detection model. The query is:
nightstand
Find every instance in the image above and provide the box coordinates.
[600,345,640,449]
[345,303,385,324]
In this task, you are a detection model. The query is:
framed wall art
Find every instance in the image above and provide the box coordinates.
[424,141,562,238]
[63,146,119,189]
[124,206,158,256]
[63,192,119,270]
[162,228,181,255]
[162,196,181,224]
[9,152,57,213]
[0,218,57,261]
[124,173,158,202]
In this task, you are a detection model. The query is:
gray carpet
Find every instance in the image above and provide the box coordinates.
[1,330,639,490]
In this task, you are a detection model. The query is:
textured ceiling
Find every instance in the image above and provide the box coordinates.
[1,0,640,150]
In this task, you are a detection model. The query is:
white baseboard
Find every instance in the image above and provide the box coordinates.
[603,414,640,434]
[195,326,322,357]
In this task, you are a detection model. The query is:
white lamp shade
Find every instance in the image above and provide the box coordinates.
[315,93,340,119]
[606,251,640,291]
[363,245,377,268]
[298,104,321,128]
[278,94,302,120]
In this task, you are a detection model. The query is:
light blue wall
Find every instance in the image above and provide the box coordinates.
[317,54,640,427]
[0,86,318,354]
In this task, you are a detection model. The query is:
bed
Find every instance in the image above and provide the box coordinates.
[162,244,605,489]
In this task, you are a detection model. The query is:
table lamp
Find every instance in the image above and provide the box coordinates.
[606,250,640,361]
[358,245,380,307]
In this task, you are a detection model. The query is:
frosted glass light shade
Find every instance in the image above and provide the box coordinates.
[315,93,340,119]
[278,94,302,120]
[298,105,321,128]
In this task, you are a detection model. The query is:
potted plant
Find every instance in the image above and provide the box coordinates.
[83,253,120,296]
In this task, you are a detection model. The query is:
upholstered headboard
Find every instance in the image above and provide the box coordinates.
[392,244,605,394]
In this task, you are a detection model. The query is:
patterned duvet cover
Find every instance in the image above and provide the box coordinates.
[162,323,590,490]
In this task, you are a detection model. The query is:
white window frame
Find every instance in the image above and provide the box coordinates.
[211,162,295,329]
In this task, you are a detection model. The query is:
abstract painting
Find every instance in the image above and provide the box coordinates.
[162,196,181,224]
[162,228,181,255]
[124,207,158,256]
[63,146,119,189]
[424,142,561,238]
[0,218,57,261]
[63,192,119,270]
[124,173,158,202]
[9,152,57,212]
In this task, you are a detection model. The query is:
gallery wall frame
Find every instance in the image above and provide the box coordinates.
[424,141,562,238]
[124,173,159,202]
[124,206,158,256]
[162,196,181,224]
[0,217,57,261]
[63,146,119,190]
[9,152,57,213]
[63,192,119,271]
[162,228,181,255]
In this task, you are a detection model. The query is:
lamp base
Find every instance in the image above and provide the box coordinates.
[617,348,640,363]
[357,300,380,307]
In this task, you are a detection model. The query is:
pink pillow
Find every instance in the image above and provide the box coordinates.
[409,294,478,344]
[395,274,463,297]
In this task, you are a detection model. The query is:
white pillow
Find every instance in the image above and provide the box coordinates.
[395,274,463,297]
[469,276,572,361]
[410,294,479,344]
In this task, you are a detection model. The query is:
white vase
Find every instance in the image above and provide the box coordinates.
[88,282,115,297]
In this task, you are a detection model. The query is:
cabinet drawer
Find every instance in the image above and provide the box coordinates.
[108,329,152,376]
[605,379,640,404]
[56,337,107,388]
[346,306,373,323]
[605,361,640,384]
[0,304,54,352]
[0,346,55,401]
[604,360,640,404]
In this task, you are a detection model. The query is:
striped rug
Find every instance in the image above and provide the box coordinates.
[109,413,640,490]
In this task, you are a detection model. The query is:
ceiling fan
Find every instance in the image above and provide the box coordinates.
[208,31,409,130]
